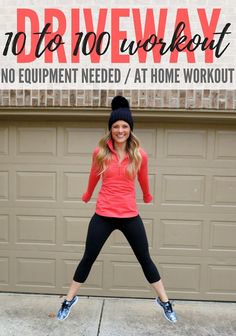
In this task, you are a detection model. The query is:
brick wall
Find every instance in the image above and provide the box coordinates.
[0,90,236,110]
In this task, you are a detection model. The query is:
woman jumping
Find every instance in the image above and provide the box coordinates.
[57,96,177,323]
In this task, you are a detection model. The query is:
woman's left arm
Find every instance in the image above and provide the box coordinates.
[138,149,153,203]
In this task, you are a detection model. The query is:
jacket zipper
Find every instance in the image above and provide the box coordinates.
[118,157,121,175]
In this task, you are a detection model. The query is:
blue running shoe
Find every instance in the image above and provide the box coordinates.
[57,296,79,321]
[156,297,177,323]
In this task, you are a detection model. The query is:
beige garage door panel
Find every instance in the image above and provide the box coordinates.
[0,121,236,301]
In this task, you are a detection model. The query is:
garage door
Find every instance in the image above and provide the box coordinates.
[0,120,236,301]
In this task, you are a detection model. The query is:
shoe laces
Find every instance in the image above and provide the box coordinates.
[164,301,174,313]
[61,300,70,309]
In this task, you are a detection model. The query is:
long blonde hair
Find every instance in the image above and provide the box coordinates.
[96,131,142,177]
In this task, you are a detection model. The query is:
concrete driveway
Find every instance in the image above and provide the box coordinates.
[0,293,236,336]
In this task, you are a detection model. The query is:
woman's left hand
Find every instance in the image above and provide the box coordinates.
[143,193,153,203]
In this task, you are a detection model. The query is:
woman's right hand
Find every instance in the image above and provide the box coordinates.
[82,192,91,203]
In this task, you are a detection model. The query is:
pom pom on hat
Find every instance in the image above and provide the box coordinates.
[111,95,130,110]
[108,96,133,131]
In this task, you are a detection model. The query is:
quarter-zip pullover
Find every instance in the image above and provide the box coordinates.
[82,139,153,217]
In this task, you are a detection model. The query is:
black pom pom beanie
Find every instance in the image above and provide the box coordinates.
[108,96,134,131]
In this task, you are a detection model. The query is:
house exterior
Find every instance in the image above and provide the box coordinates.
[0,88,236,301]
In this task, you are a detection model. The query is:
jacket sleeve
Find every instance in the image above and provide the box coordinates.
[138,149,153,203]
[82,148,101,203]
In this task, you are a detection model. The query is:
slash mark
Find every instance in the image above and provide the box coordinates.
[124,68,131,85]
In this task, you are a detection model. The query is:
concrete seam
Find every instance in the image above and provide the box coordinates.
[97,299,105,336]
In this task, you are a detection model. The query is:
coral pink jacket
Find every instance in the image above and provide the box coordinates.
[82,139,153,217]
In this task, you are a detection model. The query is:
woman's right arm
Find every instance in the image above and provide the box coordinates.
[82,148,101,203]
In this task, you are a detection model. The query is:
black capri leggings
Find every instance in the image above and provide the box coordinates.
[73,213,161,284]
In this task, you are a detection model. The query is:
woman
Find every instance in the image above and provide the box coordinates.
[57,96,177,323]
